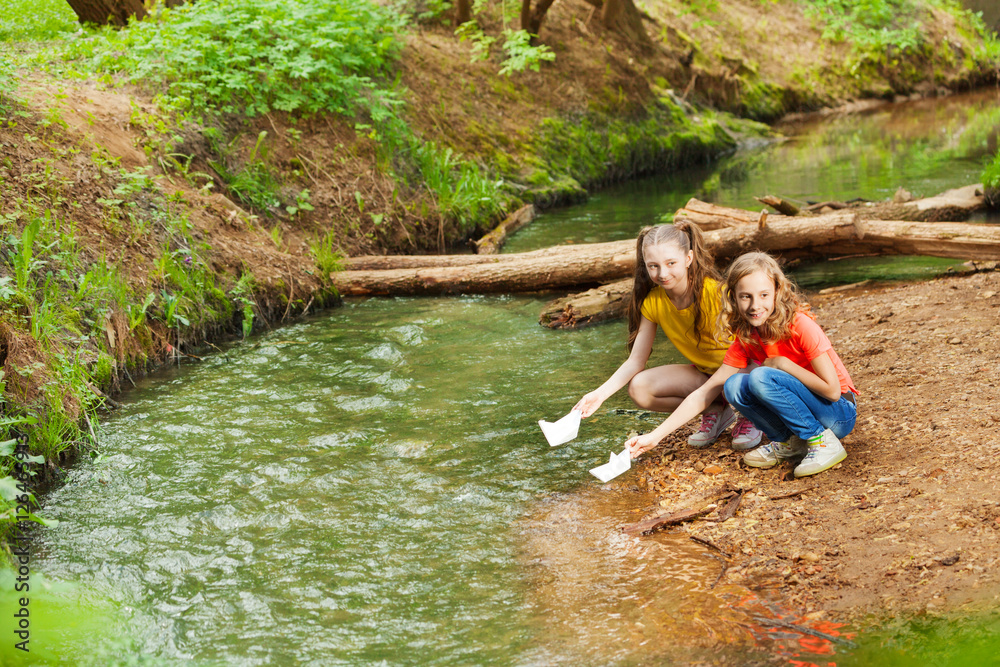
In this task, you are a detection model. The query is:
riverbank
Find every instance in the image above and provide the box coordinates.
[620,266,1000,621]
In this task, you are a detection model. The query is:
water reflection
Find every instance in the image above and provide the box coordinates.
[505,89,1000,254]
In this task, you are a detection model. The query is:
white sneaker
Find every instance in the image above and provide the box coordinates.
[687,405,736,448]
[730,416,763,450]
[794,429,847,477]
[742,436,808,468]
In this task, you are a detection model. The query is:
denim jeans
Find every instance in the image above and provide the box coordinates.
[723,366,857,443]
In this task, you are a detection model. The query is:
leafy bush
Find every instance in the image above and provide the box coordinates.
[64,0,405,118]
[801,0,924,53]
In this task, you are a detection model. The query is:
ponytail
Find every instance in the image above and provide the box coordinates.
[626,221,722,352]
[626,227,655,352]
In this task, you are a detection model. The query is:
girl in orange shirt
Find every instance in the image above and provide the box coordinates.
[625,252,858,477]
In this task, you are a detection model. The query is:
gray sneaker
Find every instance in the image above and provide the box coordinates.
[687,405,736,448]
[730,416,763,451]
[794,429,847,477]
[742,435,808,468]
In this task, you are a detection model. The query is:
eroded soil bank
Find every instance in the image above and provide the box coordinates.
[616,266,1000,621]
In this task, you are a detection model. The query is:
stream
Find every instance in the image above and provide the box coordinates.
[12,90,1000,666]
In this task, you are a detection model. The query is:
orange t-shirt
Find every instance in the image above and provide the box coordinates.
[722,312,858,395]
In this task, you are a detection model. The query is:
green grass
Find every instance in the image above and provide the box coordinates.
[0,0,77,42]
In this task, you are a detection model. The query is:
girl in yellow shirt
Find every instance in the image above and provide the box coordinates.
[574,222,761,449]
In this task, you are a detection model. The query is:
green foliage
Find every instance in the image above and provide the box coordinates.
[983,152,1000,189]
[310,229,345,279]
[404,137,508,231]
[800,0,924,53]
[455,21,497,62]
[0,0,77,42]
[499,29,555,76]
[229,273,257,339]
[208,130,282,213]
[0,55,15,114]
[60,0,405,118]
[454,22,555,76]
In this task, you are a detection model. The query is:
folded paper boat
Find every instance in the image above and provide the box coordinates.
[538,409,582,447]
[589,447,631,483]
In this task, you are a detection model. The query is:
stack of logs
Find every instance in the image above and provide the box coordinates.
[333,185,1000,329]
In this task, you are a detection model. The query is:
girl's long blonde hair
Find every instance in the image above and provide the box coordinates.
[626,221,720,352]
[722,252,805,346]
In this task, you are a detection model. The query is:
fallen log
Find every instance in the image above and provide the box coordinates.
[346,239,633,271]
[539,278,631,328]
[674,198,771,228]
[811,219,1000,261]
[334,242,636,296]
[473,204,536,254]
[335,213,863,296]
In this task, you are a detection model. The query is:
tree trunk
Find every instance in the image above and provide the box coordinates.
[456,0,472,25]
[600,0,653,49]
[473,204,536,254]
[527,0,558,36]
[65,0,147,25]
[334,243,636,296]
[674,198,772,229]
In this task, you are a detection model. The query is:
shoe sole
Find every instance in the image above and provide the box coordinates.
[794,450,847,477]
[743,456,778,468]
[731,433,763,451]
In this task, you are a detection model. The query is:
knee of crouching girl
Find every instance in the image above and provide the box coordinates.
[723,372,748,407]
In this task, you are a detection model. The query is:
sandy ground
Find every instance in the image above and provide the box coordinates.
[611,266,1000,622]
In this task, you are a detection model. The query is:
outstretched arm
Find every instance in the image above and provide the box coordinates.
[573,317,656,418]
[624,363,740,458]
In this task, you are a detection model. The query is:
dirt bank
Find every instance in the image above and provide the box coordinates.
[619,266,1000,620]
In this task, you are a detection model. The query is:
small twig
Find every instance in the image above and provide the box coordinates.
[300,296,315,318]
[282,264,295,322]
[716,489,745,522]
[690,534,731,558]
[83,412,97,444]
[121,362,136,388]
[750,614,857,648]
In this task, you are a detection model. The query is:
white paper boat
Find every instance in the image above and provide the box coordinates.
[589,447,631,483]
[538,409,582,447]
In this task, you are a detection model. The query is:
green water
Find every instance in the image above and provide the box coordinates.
[504,88,1000,270]
[27,297,777,665]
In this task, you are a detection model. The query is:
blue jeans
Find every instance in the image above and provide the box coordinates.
[723,366,857,443]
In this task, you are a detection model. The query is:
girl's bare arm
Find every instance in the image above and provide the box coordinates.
[624,363,740,457]
[573,317,657,418]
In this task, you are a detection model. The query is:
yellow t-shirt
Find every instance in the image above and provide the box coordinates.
[640,278,730,374]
